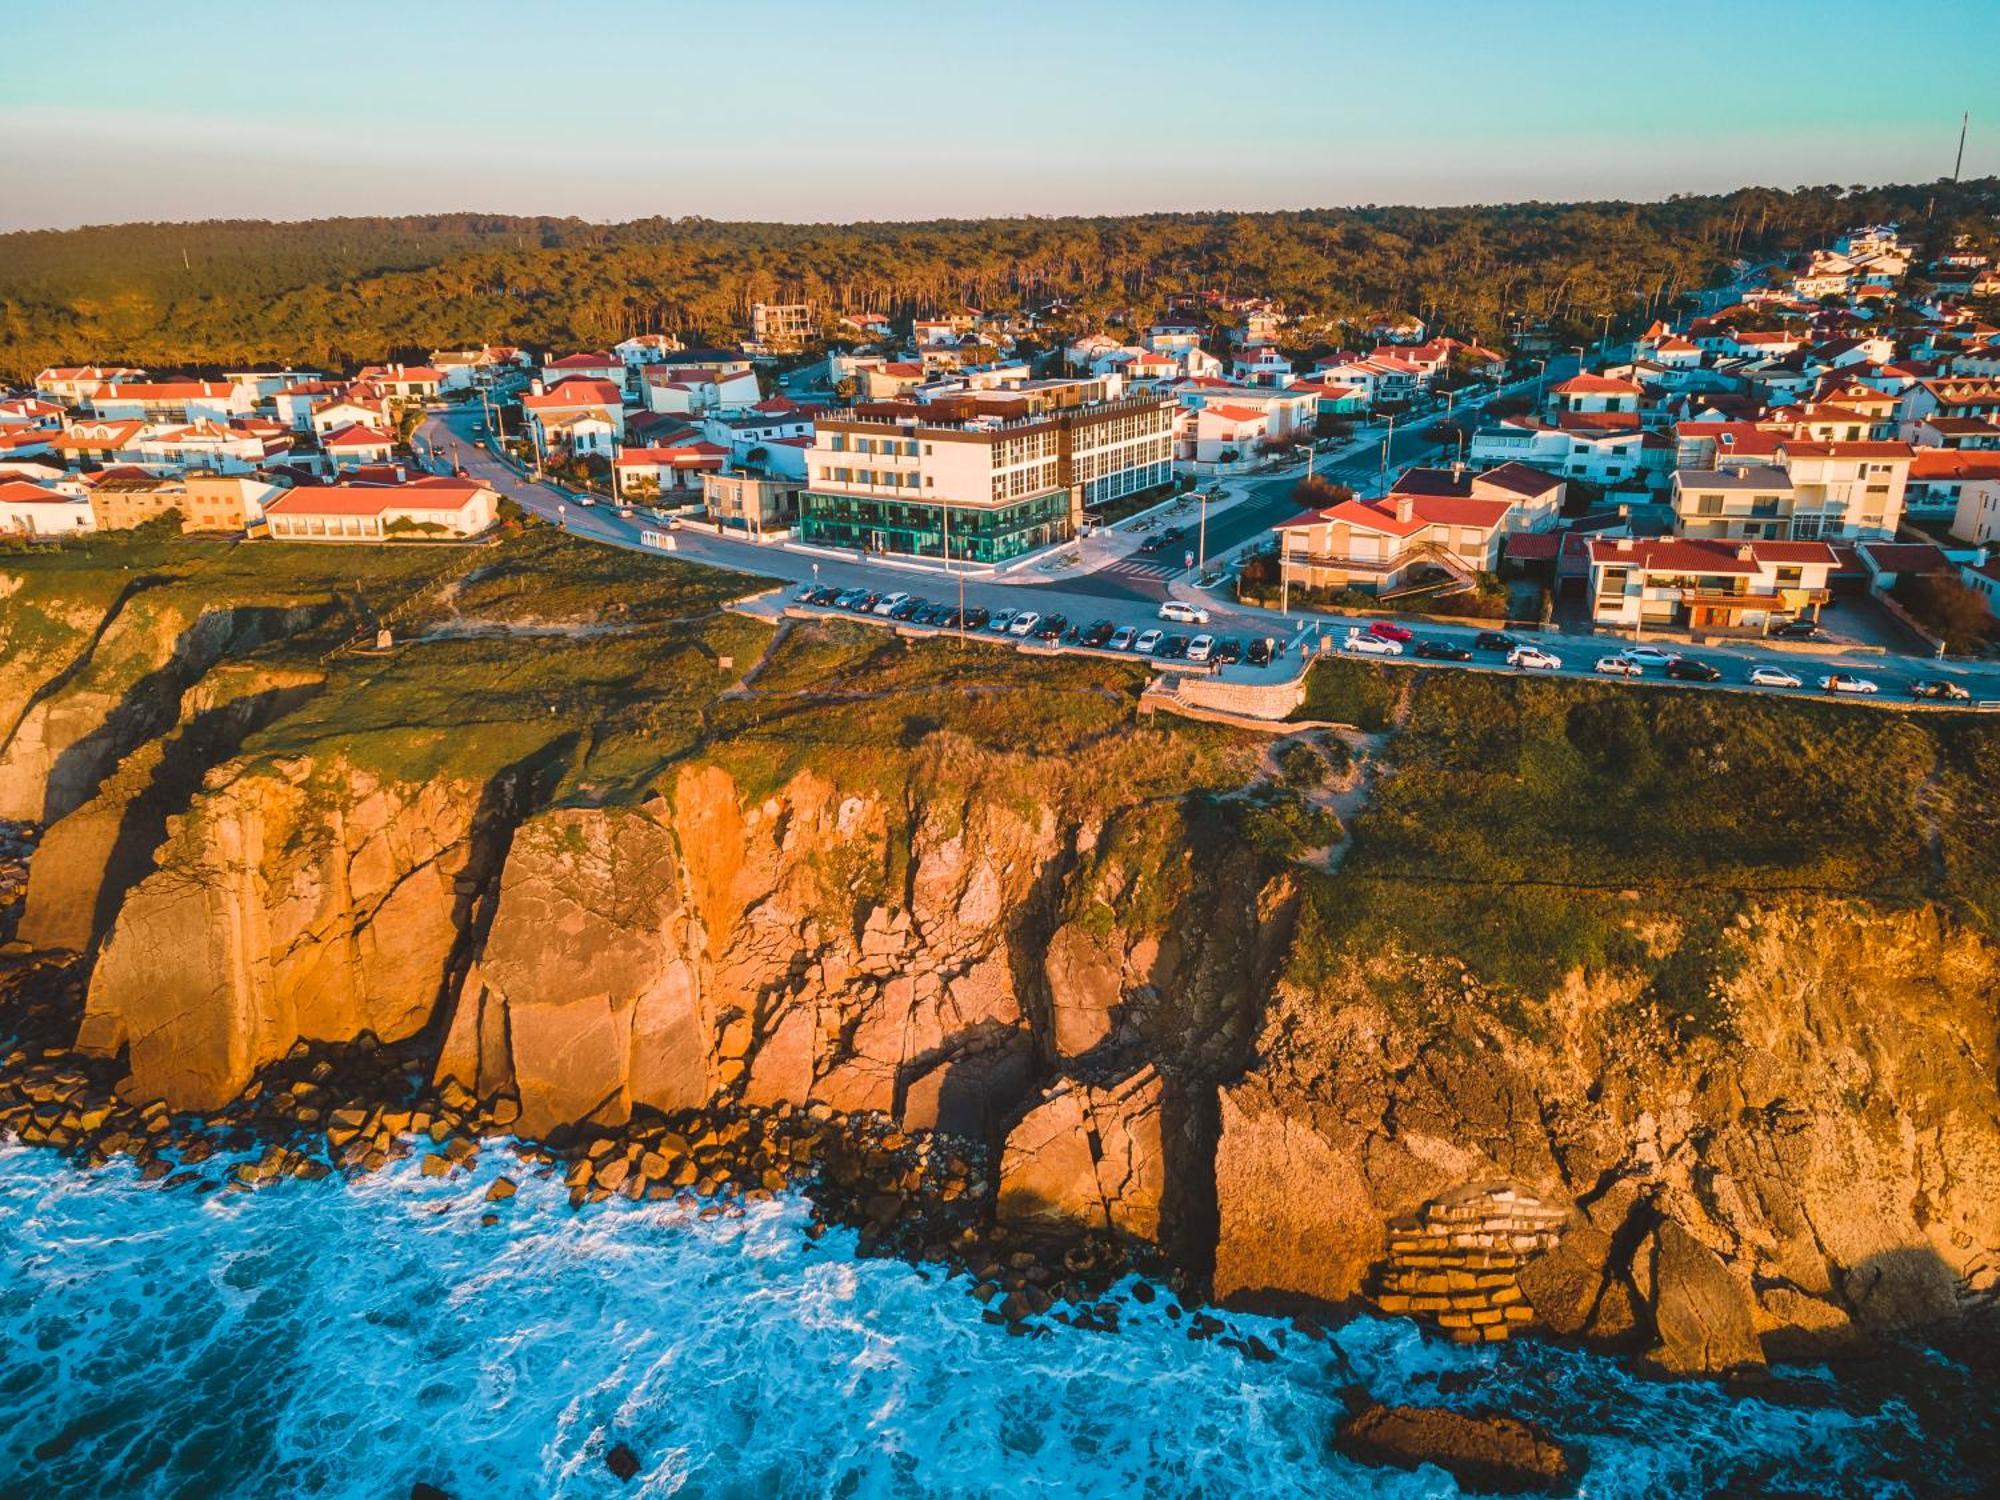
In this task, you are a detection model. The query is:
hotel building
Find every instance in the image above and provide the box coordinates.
[798,380,1174,563]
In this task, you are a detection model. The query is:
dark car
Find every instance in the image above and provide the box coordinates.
[935,608,963,630]
[1137,536,1164,555]
[1666,658,1722,682]
[1246,638,1273,666]
[911,604,944,626]
[1213,636,1243,665]
[808,586,841,606]
[1035,613,1069,641]
[1474,631,1517,652]
[849,592,881,613]
[1161,633,1191,659]
[961,606,991,630]
[1774,619,1821,640]
[1158,525,1184,544]
[1416,639,1473,661]
[889,597,924,621]
[1082,618,1115,647]
[1911,679,1971,701]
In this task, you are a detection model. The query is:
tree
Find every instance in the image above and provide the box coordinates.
[1899,574,1994,655]
[1293,475,1354,508]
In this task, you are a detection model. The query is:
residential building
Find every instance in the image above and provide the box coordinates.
[1391,462,1567,532]
[87,473,280,533]
[699,469,804,538]
[642,363,762,415]
[310,396,391,438]
[1953,478,2000,546]
[0,479,95,536]
[1586,536,1836,630]
[1551,373,1642,417]
[540,352,626,389]
[1169,379,1318,449]
[1960,554,2000,619]
[50,419,150,468]
[523,379,627,456]
[612,443,728,500]
[89,380,255,424]
[1671,440,1909,541]
[798,386,1174,563]
[614,333,683,369]
[263,477,498,541]
[1470,416,1652,489]
[1907,450,2000,521]
[322,423,398,469]
[33,366,146,405]
[1273,488,1513,595]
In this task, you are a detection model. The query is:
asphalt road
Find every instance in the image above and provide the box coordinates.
[416,397,2000,711]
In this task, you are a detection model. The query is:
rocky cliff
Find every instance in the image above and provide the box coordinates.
[9,531,2000,1377]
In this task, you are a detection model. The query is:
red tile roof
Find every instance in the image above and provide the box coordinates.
[1588,537,1838,573]
[1554,374,1643,395]
[523,379,623,410]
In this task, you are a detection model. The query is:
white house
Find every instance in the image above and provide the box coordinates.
[0,479,96,536]
[522,378,627,454]
[322,423,398,469]
[641,364,761,415]
[263,477,498,541]
[1587,536,1837,631]
[612,442,729,499]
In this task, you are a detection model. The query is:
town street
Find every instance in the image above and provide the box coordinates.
[417,390,2000,711]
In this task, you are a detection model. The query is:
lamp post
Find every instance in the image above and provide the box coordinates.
[1532,357,1548,407]
[1197,489,1209,573]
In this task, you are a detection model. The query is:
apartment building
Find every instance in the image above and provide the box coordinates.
[1671,441,1911,541]
[751,302,814,349]
[1587,536,1837,631]
[798,384,1174,563]
[88,473,281,533]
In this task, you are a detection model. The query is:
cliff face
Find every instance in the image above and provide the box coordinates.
[11,537,2000,1372]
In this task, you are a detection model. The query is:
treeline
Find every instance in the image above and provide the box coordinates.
[2,180,1995,381]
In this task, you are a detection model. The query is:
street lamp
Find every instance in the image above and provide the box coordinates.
[1197,489,1209,573]
[1531,357,1548,407]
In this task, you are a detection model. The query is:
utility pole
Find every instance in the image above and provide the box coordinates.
[1379,412,1396,493]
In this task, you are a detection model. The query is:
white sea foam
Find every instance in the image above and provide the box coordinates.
[0,1143,1946,1498]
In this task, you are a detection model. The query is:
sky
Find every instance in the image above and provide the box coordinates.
[1,0,1995,231]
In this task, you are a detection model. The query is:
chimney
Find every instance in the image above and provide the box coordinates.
[1737,543,1755,561]
[530,378,544,397]
[1451,459,1465,482]
[1395,494,1414,524]
[1617,535,1635,553]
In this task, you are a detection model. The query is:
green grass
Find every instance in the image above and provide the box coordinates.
[1293,657,1403,731]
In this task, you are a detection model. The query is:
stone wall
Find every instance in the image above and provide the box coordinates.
[1371,1182,1568,1344]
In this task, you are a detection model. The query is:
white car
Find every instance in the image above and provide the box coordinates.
[1749,665,1804,689]
[1594,655,1642,677]
[1008,612,1041,637]
[1158,600,1210,625]
[1134,628,1164,655]
[873,591,910,617]
[1345,630,1403,657]
[1108,626,1136,651]
[1508,646,1563,671]
[1186,634,1215,663]
[1618,646,1680,668]
[1819,673,1879,695]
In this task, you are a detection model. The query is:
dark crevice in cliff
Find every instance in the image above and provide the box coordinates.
[38,603,339,826]
[417,734,580,1056]
[0,573,174,761]
[87,681,326,957]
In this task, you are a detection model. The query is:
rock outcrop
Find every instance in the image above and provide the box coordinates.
[996,1067,1165,1238]
[1333,1403,1579,1496]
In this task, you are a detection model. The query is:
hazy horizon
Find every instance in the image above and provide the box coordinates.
[1,0,1991,235]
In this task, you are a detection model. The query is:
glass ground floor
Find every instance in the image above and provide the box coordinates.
[797,488,1077,563]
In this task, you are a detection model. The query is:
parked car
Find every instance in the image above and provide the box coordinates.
[873,591,911,617]
[1009,611,1041,637]
[962,607,991,630]
[1161,634,1191,660]
[1081,618,1115,647]
[1774,619,1821,640]
[831,587,867,609]
[1368,620,1415,643]
[1246,638,1274,667]
[1819,673,1879,695]
[890,597,925,621]
[1134,628,1164,654]
[1109,625,1136,651]
[1158,600,1210,625]
[910,604,943,626]
[1212,636,1243,664]
[1666,658,1722,682]
[988,608,1016,633]
[1346,629,1404,657]
[793,584,818,603]
[1415,639,1472,661]
[1748,665,1804,689]
[849,592,881,614]
[1911,679,1970,701]
[1594,655,1642,677]
[1036,613,1068,642]
[1507,646,1562,670]
[1187,634,1215,662]
[1474,631,1517,652]
[1618,646,1681,668]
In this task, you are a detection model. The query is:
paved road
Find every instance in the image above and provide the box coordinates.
[416,401,2000,710]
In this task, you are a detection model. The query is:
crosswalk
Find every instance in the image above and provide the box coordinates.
[1098,554,1183,582]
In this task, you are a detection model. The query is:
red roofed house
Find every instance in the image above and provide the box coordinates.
[34,366,146,405]
[1906,449,2000,522]
[1193,403,1271,463]
[89,380,255,424]
[1551,373,1642,417]
[523,379,627,458]
[1587,536,1836,630]
[540,352,626,389]
[1952,475,2000,547]
[322,424,398,469]
[263,477,499,541]
[0,479,96,537]
[612,442,728,500]
[1274,488,1515,595]
[643,363,764,414]
[51,419,150,466]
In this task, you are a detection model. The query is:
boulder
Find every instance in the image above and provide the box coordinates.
[1333,1403,1578,1496]
[1631,1218,1764,1375]
[997,1066,1163,1239]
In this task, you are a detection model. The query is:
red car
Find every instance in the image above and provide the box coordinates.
[1368,620,1415,643]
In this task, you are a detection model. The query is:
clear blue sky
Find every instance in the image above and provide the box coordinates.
[1,0,1993,230]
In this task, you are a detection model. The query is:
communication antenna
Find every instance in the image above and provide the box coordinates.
[1953,110,1969,183]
